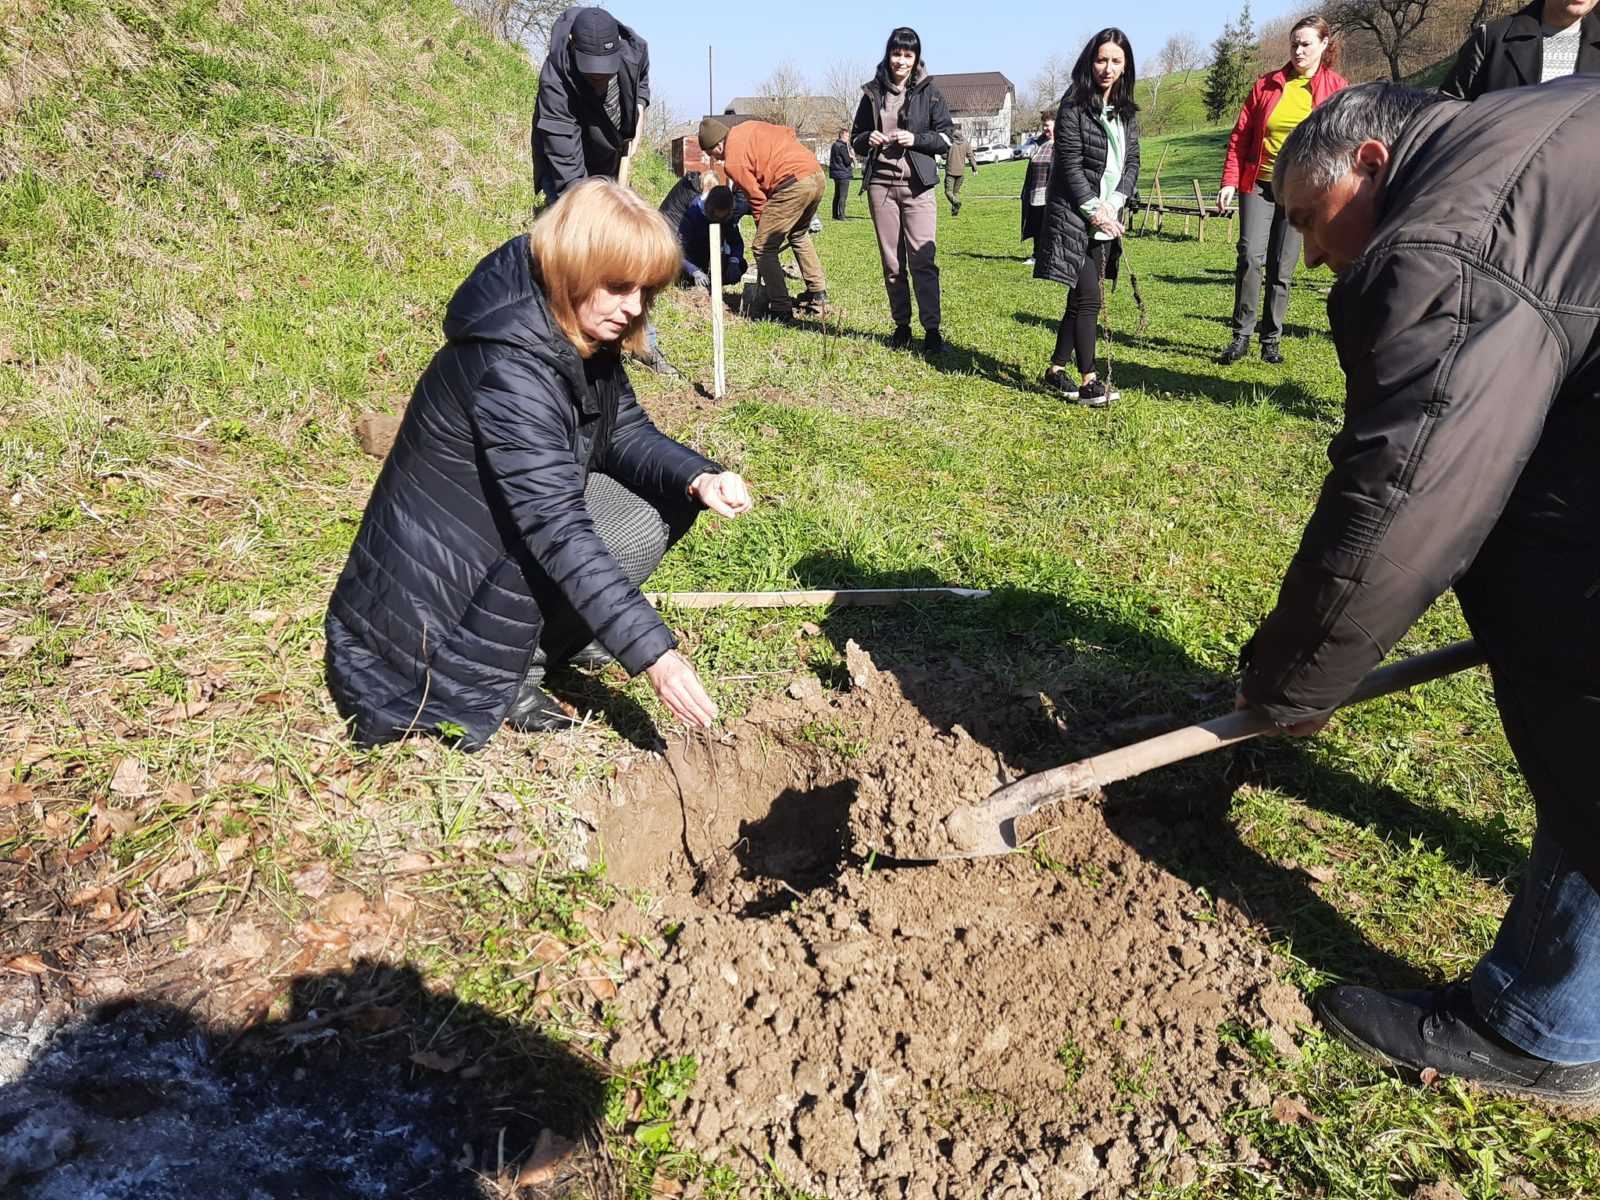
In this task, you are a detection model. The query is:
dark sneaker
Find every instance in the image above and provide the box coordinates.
[562,641,615,669]
[1316,983,1600,1104]
[922,328,945,358]
[504,681,577,733]
[1217,336,1251,365]
[1261,340,1284,364]
[1042,365,1079,399]
[1075,378,1117,408]
[890,325,912,350]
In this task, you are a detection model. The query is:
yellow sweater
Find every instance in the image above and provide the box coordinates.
[1259,76,1314,183]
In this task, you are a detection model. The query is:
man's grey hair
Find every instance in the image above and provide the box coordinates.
[1276,82,1447,193]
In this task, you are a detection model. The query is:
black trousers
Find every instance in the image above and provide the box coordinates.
[1051,240,1108,374]
[831,178,849,220]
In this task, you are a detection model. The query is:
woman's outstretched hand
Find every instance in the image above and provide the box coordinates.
[1217,185,1237,214]
[688,471,753,518]
[646,650,718,728]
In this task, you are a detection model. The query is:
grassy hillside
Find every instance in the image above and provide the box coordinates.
[4,3,1598,1199]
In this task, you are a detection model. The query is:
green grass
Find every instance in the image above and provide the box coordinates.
[3,3,1596,1199]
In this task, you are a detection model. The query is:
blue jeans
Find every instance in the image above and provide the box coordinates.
[1473,825,1600,1063]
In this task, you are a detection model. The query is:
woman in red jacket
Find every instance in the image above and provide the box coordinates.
[1216,14,1347,365]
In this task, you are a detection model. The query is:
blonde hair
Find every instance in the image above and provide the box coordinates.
[529,179,679,358]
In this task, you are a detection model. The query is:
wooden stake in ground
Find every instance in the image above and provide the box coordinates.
[708,221,726,398]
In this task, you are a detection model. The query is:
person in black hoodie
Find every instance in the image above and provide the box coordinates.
[531,7,650,204]
[325,180,753,751]
[1035,29,1140,408]
[851,27,955,357]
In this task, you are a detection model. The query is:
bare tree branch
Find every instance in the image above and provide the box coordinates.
[753,60,811,130]
[821,58,867,133]
[1330,0,1439,79]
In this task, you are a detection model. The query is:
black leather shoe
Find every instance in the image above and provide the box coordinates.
[1075,378,1117,409]
[890,325,912,350]
[1042,365,1079,399]
[1261,340,1284,364]
[504,680,576,733]
[562,641,615,669]
[1217,336,1251,365]
[1316,982,1600,1104]
[923,328,945,358]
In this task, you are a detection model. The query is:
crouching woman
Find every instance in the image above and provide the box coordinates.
[325,179,752,750]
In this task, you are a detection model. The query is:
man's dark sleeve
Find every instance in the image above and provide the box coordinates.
[532,64,588,198]
[635,40,651,108]
[1439,24,1488,101]
[473,357,675,676]
[1241,246,1564,723]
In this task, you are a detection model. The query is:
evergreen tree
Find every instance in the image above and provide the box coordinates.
[1202,3,1255,122]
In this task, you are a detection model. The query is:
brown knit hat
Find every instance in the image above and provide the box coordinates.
[698,117,730,154]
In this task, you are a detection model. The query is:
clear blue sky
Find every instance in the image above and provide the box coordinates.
[597,0,1296,121]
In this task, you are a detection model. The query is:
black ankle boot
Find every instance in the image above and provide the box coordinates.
[890,325,912,350]
[1218,335,1250,364]
[504,674,575,733]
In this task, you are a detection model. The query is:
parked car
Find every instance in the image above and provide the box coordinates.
[971,144,1009,164]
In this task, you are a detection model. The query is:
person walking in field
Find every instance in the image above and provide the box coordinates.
[1036,29,1140,409]
[698,117,829,320]
[1441,0,1600,99]
[851,26,956,357]
[828,128,855,220]
[1216,13,1348,366]
[1020,109,1055,265]
[325,180,753,750]
[1238,79,1600,1101]
[944,131,978,217]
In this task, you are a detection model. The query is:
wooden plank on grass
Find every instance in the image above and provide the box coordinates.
[645,588,991,609]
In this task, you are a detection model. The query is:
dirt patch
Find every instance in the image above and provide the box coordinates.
[593,647,1308,1198]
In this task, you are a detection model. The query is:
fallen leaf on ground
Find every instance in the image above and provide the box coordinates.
[0,636,39,658]
[214,834,251,869]
[391,851,435,874]
[531,935,567,965]
[92,800,138,837]
[1419,1066,1441,1086]
[5,954,50,975]
[583,960,618,1001]
[109,757,148,797]
[226,922,272,961]
[1269,1095,1321,1126]
[651,1173,685,1196]
[118,651,155,670]
[155,699,211,724]
[293,862,334,898]
[0,783,32,808]
[154,858,198,891]
[410,1049,463,1073]
[515,1129,578,1187]
[323,890,368,924]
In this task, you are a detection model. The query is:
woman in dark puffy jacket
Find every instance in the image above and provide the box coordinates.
[851,26,956,358]
[1035,29,1140,408]
[325,180,752,750]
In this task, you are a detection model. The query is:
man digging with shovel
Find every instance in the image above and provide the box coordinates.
[1236,80,1600,1102]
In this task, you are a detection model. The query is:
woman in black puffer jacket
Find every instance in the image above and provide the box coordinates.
[1035,29,1141,409]
[325,180,753,750]
[851,26,955,357]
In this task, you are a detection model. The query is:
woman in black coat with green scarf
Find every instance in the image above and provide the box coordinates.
[1035,29,1141,408]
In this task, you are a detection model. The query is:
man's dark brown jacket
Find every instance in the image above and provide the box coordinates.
[1243,78,1600,725]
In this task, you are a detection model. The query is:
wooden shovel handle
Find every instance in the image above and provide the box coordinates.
[999,640,1485,808]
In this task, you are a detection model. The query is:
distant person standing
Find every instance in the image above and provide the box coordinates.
[828,128,855,219]
[851,26,956,356]
[1441,0,1600,99]
[1036,29,1140,409]
[699,117,829,319]
[1020,109,1056,264]
[944,132,979,216]
[530,7,650,205]
[1216,13,1347,366]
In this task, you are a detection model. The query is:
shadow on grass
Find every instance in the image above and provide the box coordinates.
[789,319,1040,390]
[791,552,1521,990]
[0,960,609,1198]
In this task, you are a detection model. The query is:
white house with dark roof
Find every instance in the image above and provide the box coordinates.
[929,71,1016,148]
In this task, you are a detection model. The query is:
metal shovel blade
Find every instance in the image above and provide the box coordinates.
[939,640,1486,861]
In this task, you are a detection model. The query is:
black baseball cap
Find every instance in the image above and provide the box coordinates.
[570,8,623,75]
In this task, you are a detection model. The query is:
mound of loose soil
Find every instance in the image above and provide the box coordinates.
[592,645,1308,1199]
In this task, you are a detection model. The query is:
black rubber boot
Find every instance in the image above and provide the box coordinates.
[1260,340,1284,364]
[1317,982,1600,1104]
[890,325,912,350]
[504,662,576,733]
[562,641,615,669]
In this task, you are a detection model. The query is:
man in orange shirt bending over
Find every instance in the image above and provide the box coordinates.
[698,118,828,319]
